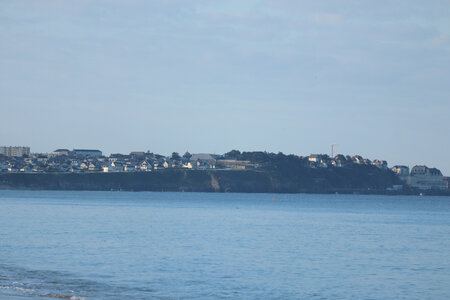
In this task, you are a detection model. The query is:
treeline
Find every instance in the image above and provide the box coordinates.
[223,150,308,171]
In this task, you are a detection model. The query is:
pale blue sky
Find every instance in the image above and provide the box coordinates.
[1,0,449,174]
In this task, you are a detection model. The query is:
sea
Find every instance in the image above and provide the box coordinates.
[0,190,449,300]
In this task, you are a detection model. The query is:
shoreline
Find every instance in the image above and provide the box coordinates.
[1,187,449,197]
[1,170,449,197]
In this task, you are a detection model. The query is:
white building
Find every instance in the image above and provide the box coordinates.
[392,165,409,178]
[372,159,388,169]
[53,149,70,156]
[408,166,446,190]
[0,146,30,157]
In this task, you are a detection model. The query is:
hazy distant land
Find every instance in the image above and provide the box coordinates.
[1,167,448,196]
[1,149,449,195]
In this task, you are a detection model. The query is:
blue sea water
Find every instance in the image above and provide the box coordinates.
[0,191,449,299]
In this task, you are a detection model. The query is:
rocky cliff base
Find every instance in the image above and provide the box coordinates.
[1,166,431,195]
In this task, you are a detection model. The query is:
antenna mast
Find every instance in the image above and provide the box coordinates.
[331,144,339,158]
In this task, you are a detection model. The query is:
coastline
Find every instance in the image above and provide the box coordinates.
[1,170,448,196]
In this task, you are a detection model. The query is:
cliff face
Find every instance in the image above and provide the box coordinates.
[0,166,402,193]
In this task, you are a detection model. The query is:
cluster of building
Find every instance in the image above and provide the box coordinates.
[0,147,254,174]
[307,154,448,190]
[308,154,388,169]
[0,146,448,191]
[391,165,448,191]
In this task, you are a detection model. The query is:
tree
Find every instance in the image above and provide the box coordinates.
[171,152,181,160]
[183,152,192,160]
[224,150,241,159]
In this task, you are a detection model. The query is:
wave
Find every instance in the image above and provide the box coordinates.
[0,285,85,299]
[0,263,96,299]
[0,263,154,299]
[42,294,86,300]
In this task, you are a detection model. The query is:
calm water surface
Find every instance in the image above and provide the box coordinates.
[0,191,449,299]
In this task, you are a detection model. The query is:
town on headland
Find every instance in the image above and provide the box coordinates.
[0,146,448,195]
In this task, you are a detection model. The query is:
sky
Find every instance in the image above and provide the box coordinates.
[1,0,449,174]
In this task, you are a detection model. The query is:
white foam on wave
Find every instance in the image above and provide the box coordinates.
[0,285,36,292]
[42,294,86,300]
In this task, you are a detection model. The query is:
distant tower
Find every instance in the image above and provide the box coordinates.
[331,144,339,158]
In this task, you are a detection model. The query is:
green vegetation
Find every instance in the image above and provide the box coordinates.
[0,165,402,194]
[4,150,432,194]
